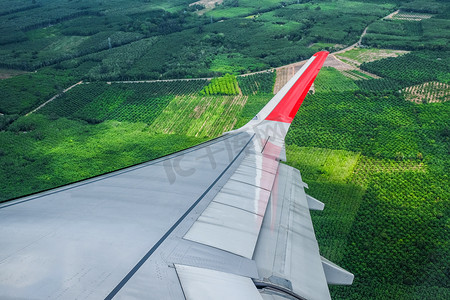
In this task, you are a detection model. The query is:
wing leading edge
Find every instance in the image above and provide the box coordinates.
[0,51,353,299]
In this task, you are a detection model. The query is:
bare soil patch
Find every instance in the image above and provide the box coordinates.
[190,0,223,15]
[387,11,433,21]
[337,49,409,66]
[402,82,450,104]
[326,55,380,79]
[0,69,28,80]
[324,55,354,71]
[274,61,307,94]
[273,54,380,93]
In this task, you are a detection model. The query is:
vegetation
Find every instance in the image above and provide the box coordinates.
[38,80,208,124]
[0,0,395,79]
[285,87,449,299]
[357,52,450,92]
[363,10,449,51]
[237,71,275,95]
[199,73,239,95]
[361,53,449,84]
[313,67,359,92]
[402,81,449,103]
[0,68,76,115]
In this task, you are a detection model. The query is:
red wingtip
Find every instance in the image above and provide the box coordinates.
[265,51,329,123]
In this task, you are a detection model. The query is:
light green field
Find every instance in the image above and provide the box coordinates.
[285,145,364,262]
[26,26,61,40]
[327,0,393,11]
[286,145,360,183]
[149,94,248,137]
[44,36,89,53]
[206,7,253,18]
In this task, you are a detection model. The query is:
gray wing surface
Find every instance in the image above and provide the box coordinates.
[0,52,353,299]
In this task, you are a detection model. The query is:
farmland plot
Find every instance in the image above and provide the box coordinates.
[402,81,450,103]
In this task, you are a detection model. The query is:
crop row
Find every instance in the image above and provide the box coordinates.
[360,53,449,86]
[237,71,276,95]
[148,94,249,137]
[402,81,450,103]
[199,74,239,96]
[286,90,445,161]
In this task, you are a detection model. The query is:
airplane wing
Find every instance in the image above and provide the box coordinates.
[0,51,353,300]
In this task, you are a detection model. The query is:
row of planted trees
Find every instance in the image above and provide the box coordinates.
[199,74,239,95]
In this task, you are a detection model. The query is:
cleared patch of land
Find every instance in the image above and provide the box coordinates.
[0,69,28,80]
[274,63,305,94]
[324,55,354,70]
[388,11,433,21]
[402,81,450,103]
[337,47,409,65]
[189,0,223,15]
[274,55,379,92]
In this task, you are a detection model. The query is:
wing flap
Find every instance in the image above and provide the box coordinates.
[175,264,262,300]
[183,142,280,258]
[230,165,277,191]
[321,256,355,285]
[212,180,271,216]
[306,194,325,211]
[183,201,263,259]
[253,164,332,300]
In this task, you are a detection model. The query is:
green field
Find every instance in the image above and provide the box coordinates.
[313,67,359,92]
[0,0,449,299]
